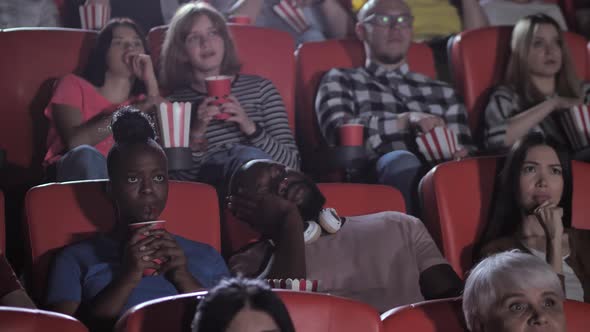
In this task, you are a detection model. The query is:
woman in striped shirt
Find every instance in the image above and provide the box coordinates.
[160,2,299,197]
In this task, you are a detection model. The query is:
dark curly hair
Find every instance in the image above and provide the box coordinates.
[192,278,295,332]
[106,106,160,177]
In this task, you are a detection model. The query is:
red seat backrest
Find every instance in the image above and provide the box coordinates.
[0,28,97,188]
[420,157,590,278]
[0,306,88,332]
[381,298,466,332]
[382,298,590,332]
[295,39,436,176]
[115,291,207,332]
[222,183,405,255]
[116,290,382,332]
[277,290,382,332]
[451,27,590,132]
[23,180,220,302]
[419,157,499,277]
[0,191,4,253]
[148,25,296,132]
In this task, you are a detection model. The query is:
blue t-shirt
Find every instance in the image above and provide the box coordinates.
[46,234,229,315]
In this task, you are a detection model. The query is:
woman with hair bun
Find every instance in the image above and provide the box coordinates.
[45,106,229,329]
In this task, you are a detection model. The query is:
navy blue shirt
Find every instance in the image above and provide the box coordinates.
[46,234,229,315]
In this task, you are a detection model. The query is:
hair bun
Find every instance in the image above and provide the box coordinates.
[110,106,156,144]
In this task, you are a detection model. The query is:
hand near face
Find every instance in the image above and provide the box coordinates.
[122,225,162,283]
[128,54,157,85]
[533,201,564,240]
[220,96,256,136]
[227,192,297,239]
[409,112,445,133]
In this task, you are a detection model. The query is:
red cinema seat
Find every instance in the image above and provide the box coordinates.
[295,39,436,178]
[0,306,88,332]
[450,27,589,133]
[0,191,4,253]
[381,298,465,332]
[419,157,499,277]
[115,291,207,332]
[381,298,590,332]
[277,291,382,332]
[420,157,590,278]
[571,160,590,230]
[23,180,220,303]
[116,290,382,332]
[0,28,97,189]
[223,183,405,256]
[148,25,296,132]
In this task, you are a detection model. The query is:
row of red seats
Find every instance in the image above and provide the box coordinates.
[3,159,589,302]
[1,283,589,331]
[1,25,590,191]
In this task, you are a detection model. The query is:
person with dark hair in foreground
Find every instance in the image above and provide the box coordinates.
[192,278,295,332]
[45,107,229,330]
[475,132,590,302]
[226,159,463,312]
[44,18,164,182]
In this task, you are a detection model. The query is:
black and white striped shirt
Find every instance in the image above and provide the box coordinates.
[167,74,300,181]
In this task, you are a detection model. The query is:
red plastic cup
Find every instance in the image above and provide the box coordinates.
[129,220,166,276]
[229,15,252,25]
[339,124,364,146]
[205,76,232,120]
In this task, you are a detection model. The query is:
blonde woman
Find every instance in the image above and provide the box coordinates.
[483,14,590,153]
[160,2,299,198]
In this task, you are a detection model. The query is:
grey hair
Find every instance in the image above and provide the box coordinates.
[462,250,564,331]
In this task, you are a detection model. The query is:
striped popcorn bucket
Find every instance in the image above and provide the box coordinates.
[79,4,111,30]
[415,126,460,164]
[560,104,590,151]
[157,102,193,170]
[267,279,321,292]
[272,0,310,33]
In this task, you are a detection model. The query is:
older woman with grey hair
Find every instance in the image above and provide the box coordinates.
[463,251,566,332]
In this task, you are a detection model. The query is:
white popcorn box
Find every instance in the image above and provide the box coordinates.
[157,102,192,148]
[266,279,321,292]
[561,104,590,151]
[272,0,310,34]
[415,126,460,163]
[79,4,111,30]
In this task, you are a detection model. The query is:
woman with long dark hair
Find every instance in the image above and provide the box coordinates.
[475,132,590,302]
[44,18,163,181]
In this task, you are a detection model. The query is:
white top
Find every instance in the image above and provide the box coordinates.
[481,0,568,30]
[527,247,584,302]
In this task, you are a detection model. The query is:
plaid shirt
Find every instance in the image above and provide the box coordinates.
[315,60,474,160]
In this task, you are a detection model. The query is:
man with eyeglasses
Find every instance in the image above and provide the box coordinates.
[315,0,476,215]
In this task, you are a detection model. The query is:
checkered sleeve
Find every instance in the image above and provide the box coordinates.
[315,69,409,154]
[483,86,519,151]
[436,86,475,152]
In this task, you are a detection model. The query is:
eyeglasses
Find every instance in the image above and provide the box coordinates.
[363,14,414,30]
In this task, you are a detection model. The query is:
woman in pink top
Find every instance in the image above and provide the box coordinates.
[44,18,163,181]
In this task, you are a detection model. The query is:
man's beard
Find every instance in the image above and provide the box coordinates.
[375,53,404,66]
